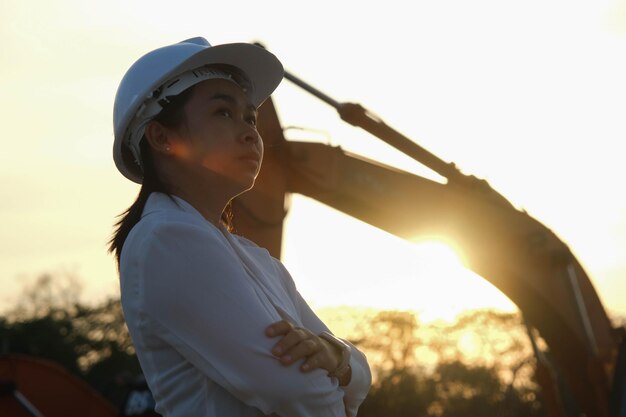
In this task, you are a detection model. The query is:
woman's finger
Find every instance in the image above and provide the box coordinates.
[300,350,328,372]
[280,337,321,364]
[265,320,294,337]
[271,327,311,356]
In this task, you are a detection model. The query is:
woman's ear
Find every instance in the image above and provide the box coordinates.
[145,120,173,155]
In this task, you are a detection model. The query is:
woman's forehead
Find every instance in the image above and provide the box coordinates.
[192,79,255,109]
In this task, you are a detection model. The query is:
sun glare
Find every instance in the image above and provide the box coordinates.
[392,238,517,322]
[284,197,518,322]
[411,239,466,268]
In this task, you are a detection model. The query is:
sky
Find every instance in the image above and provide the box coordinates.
[1,0,625,322]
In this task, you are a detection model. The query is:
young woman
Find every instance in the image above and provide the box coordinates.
[109,37,371,417]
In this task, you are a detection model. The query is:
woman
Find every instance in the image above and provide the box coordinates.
[109,37,371,417]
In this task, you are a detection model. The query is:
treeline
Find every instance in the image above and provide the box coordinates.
[352,310,545,416]
[1,273,547,416]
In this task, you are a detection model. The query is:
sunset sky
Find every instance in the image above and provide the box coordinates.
[1,0,625,323]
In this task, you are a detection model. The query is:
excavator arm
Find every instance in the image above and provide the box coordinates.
[232,80,623,416]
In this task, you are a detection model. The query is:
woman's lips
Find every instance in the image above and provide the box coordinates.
[239,152,261,166]
[239,152,261,163]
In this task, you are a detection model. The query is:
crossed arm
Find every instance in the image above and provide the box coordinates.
[266,320,349,385]
[139,222,371,417]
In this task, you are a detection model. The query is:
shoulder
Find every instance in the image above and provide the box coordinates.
[121,209,228,274]
[120,211,246,300]
[135,218,225,258]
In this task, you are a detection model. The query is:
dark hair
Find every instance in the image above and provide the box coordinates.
[108,85,233,268]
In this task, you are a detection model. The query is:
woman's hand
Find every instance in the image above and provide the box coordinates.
[265,320,341,375]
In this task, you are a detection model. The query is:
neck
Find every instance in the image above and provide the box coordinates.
[154,158,240,226]
[169,184,229,226]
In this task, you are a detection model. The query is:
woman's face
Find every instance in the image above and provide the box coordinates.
[171,78,263,196]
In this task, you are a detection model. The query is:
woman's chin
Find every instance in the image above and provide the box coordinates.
[220,174,257,199]
[234,180,257,197]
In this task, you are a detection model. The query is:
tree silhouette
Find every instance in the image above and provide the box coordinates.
[0,273,141,408]
[354,309,545,417]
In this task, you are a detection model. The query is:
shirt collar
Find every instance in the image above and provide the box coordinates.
[142,191,226,232]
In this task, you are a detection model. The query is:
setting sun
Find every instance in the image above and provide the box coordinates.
[282,196,516,322]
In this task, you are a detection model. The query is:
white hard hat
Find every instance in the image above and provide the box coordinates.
[113,37,284,183]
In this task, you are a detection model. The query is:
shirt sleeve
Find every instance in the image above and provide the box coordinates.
[137,221,348,417]
[274,262,373,417]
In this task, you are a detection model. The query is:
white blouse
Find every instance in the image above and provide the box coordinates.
[119,192,372,417]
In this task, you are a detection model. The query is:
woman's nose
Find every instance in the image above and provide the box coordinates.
[239,125,260,145]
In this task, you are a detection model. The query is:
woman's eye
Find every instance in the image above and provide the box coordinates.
[216,109,232,118]
[246,116,257,126]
